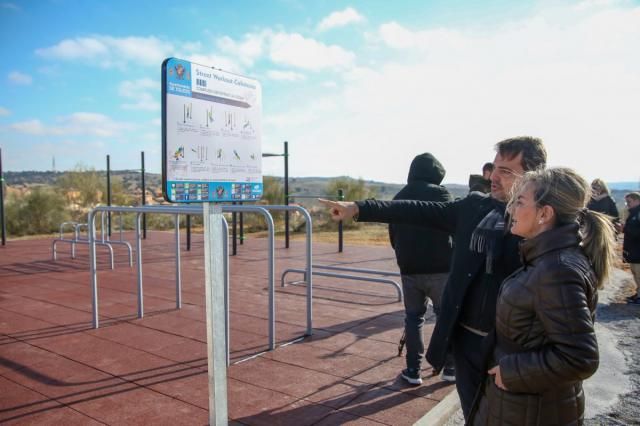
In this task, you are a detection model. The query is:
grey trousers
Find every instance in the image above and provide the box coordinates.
[401,273,452,370]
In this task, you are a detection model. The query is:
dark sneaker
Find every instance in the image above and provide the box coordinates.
[440,367,456,382]
[626,294,639,302]
[628,297,640,305]
[401,368,423,385]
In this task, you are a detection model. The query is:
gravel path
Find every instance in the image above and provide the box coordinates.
[443,266,640,425]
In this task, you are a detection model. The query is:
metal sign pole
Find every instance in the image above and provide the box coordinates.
[203,203,228,425]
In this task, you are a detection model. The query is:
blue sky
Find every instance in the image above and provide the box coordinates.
[1,0,639,185]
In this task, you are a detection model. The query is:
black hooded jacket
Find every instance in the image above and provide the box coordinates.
[623,204,640,263]
[388,153,453,274]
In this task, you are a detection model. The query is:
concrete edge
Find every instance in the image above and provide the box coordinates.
[414,389,460,426]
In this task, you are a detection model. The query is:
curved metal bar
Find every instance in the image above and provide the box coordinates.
[314,264,400,277]
[282,268,402,302]
[259,205,313,336]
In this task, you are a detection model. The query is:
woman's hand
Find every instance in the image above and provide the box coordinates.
[318,199,359,222]
[488,365,508,390]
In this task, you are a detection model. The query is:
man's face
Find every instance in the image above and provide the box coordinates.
[626,197,640,210]
[490,152,525,202]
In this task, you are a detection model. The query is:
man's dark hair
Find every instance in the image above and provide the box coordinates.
[495,136,547,172]
[626,192,640,202]
[482,162,494,174]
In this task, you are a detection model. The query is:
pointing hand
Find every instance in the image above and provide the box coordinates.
[318,199,359,222]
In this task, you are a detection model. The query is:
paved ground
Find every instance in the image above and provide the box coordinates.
[0,231,455,425]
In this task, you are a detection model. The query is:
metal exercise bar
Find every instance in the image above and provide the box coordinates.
[98,210,133,267]
[88,205,275,348]
[88,204,313,350]
[262,205,313,336]
[53,221,115,269]
[314,264,401,277]
[281,266,402,302]
[53,214,132,268]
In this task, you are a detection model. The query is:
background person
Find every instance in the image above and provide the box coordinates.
[319,136,547,419]
[471,167,616,425]
[623,192,640,304]
[388,153,454,385]
[468,162,494,194]
[588,178,620,229]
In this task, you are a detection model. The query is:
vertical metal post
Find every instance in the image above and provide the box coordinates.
[231,203,237,256]
[175,214,182,309]
[186,215,191,251]
[0,147,5,246]
[106,155,112,237]
[338,188,344,253]
[135,212,144,318]
[89,211,98,328]
[284,141,289,248]
[203,203,229,425]
[141,151,147,239]
[239,203,244,245]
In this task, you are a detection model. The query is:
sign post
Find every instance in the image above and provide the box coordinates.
[203,202,227,424]
[162,57,262,425]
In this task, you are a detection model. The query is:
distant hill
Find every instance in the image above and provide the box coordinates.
[2,170,632,208]
[3,171,470,200]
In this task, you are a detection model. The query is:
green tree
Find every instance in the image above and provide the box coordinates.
[103,176,134,206]
[56,164,105,209]
[6,187,70,236]
[326,177,377,202]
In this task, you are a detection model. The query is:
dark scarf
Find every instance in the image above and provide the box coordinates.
[469,198,507,274]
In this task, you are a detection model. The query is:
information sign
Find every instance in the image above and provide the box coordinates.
[162,58,262,203]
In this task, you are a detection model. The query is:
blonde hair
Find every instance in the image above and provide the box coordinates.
[591,178,611,196]
[511,168,616,288]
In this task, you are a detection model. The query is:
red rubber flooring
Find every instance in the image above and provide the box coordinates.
[0,231,453,425]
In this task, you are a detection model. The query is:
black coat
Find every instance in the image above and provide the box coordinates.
[389,153,453,274]
[357,193,523,371]
[587,195,619,220]
[623,205,640,263]
[472,224,599,426]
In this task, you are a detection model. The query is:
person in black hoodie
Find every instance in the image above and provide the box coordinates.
[389,153,454,385]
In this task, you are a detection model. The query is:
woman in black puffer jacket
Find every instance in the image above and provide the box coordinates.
[471,168,617,426]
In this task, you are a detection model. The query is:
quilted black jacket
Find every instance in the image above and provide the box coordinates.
[472,224,599,426]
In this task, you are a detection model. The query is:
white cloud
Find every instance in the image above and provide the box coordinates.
[8,71,32,85]
[317,7,365,31]
[118,78,160,111]
[35,36,174,68]
[186,53,243,73]
[0,106,10,116]
[263,2,640,184]
[215,30,355,72]
[10,113,135,138]
[266,70,306,81]
[270,32,355,70]
[217,32,267,66]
